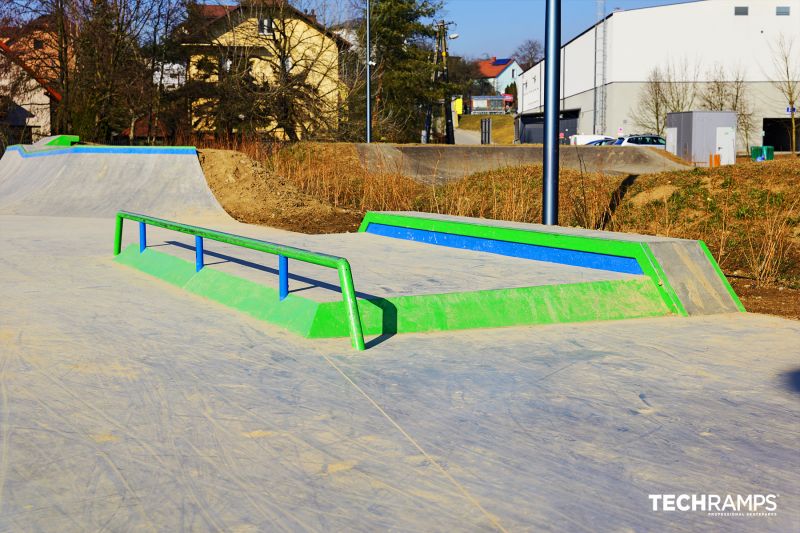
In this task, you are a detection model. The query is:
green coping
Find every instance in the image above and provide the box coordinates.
[115,244,672,340]
[697,240,746,312]
[45,135,81,147]
[358,212,688,316]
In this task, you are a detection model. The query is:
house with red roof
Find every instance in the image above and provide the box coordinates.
[476,56,522,95]
[0,17,63,145]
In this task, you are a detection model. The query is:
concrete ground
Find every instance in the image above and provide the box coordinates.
[1,214,798,531]
[454,128,482,146]
[124,220,639,302]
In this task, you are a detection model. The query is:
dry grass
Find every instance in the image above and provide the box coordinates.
[195,138,800,286]
[610,160,800,286]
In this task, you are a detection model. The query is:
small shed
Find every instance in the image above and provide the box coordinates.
[665,111,737,166]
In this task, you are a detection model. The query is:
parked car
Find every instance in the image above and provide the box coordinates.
[585,138,617,146]
[571,134,615,146]
[613,135,667,149]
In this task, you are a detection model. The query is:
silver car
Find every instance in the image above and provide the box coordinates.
[613,135,667,149]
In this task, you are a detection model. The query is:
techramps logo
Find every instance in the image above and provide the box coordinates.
[648,493,779,518]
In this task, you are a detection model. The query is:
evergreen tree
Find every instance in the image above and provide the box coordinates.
[362,0,441,142]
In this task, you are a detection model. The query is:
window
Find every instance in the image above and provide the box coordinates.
[734,6,748,16]
[33,39,43,50]
[776,6,790,15]
[258,18,273,35]
[511,69,515,78]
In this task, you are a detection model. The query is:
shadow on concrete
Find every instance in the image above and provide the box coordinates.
[166,240,379,300]
[362,298,398,348]
[781,369,800,394]
[167,240,398,344]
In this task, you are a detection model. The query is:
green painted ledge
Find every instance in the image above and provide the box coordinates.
[115,244,672,339]
[357,212,747,317]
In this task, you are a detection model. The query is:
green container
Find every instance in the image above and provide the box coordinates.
[750,146,775,161]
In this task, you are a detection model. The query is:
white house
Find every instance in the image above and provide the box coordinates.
[477,56,523,94]
[516,0,800,151]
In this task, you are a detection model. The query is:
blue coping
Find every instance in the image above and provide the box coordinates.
[365,222,644,275]
[6,145,197,158]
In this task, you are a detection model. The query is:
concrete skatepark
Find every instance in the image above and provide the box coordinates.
[0,137,798,530]
[355,143,690,183]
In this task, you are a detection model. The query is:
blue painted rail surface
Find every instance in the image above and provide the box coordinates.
[114,211,366,351]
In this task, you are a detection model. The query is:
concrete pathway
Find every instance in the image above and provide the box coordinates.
[454,127,482,145]
[1,214,798,531]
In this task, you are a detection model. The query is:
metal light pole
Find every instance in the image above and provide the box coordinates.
[365,1,371,143]
[542,0,561,225]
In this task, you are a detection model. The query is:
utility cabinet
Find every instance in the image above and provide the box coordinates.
[665,111,737,166]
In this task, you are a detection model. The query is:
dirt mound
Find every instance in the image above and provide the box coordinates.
[199,149,362,233]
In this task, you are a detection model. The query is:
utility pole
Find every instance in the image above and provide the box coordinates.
[365,0,371,143]
[542,0,561,225]
[593,0,607,135]
[424,21,455,144]
[423,25,441,144]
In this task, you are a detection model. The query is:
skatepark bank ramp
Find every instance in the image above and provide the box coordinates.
[0,136,229,219]
[355,143,691,183]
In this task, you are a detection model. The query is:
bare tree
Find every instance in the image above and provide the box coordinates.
[631,67,667,135]
[769,34,799,154]
[631,59,699,135]
[184,0,347,141]
[513,39,543,71]
[3,0,182,142]
[699,64,755,149]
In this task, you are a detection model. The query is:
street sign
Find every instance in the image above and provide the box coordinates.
[788,107,797,114]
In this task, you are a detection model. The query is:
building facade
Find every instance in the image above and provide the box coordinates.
[183,2,345,140]
[516,0,800,151]
[0,17,64,144]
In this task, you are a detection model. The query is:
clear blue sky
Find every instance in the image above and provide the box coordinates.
[440,0,696,59]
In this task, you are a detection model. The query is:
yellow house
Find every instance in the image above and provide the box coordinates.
[183,1,347,140]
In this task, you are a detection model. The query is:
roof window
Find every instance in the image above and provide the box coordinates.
[776,6,790,16]
[734,6,748,16]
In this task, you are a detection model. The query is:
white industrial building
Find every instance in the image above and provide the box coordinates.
[516,0,800,152]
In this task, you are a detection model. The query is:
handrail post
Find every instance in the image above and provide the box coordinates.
[139,222,147,253]
[337,259,366,351]
[278,255,289,300]
[114,214,123,255]
[195,236,204,272]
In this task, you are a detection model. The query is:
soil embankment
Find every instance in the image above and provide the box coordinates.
[199,148,362,233]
